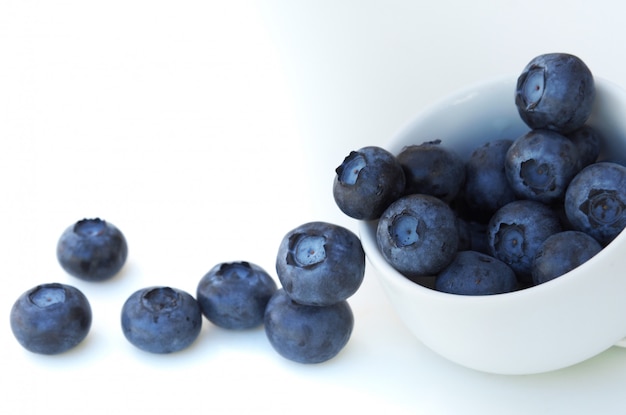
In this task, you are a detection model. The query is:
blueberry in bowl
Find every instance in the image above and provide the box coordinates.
[504,129,582,204]
[357,70,626,375]
[515,52,595,134]
[564,161,626,246]
[463,138,517,218]
[531,230,602,285]
[396,139,466,203]
[376,193,459,278]
[486,199,563,284]
[435,250,517,296]
[333,146,405,220]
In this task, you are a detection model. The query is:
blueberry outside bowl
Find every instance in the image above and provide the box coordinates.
[358,76,626,375]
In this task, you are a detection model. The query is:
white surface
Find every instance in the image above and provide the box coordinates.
[2,1,626,414]
[359,77,626,375]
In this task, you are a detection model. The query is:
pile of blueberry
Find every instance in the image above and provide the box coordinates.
[333,52,626,295]
[10,218,365,363]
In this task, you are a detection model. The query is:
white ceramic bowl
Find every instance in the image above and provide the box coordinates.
[359,76,626,375]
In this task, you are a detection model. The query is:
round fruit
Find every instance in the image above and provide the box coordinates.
[121,286,202,354]
[10,283,92,354]
[197,261,277,330]
[57,218,128,282]
[275,221,365,306]
[264,289,354,364]
[515,52,595,133]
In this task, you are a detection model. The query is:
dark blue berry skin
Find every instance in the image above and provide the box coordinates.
[487,200,562,283]
[396,140,466,203]
[515,53,595,134]
[435,250,517,295]
[333,146,406,220]
[276,221,365,307]
[196,261,277,330]
[376,194,459,278]
[121,286,202,354]
[10,283,92,355]
[532,230,602,285]
[564,161,626,246]
[57,218,128,281]
[456,218,490,255]
[264,289,353,364]
[464,139,517,218]
[566,125,602,169]
[505,129,581,205]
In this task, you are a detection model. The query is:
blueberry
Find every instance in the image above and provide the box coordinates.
[121,286,202,354]
[505,129,581,204]
[464,139,517,217]
[396,140,466,203]
[196,261,278,330]
[515,53,595,133]
[333,146,406,220]
[566,124,602,169]
[376,194,459,278]
[532,230,602,285]
[275,221,365,306]
[487,200,562,282]
[435,250,517,295]
[264,289,353,364]
[57,218,128,281]
[564,161,626,246]
[10,283,92,354]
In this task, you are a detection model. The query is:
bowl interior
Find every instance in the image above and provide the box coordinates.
[359,76,626,374]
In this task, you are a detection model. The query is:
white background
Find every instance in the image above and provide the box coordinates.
[2,1,626,414]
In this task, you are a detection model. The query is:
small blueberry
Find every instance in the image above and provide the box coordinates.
[56,218,128,282]
[121,286,202,354]
[10,283,92,355]
[197,261,277,330]
[264,289,353,364]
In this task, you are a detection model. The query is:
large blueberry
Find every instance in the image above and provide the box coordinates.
[10,283,92,354]
[435,250,517,295]
[564,161,626,246]
[396,140,466,203]
[505,129,581,204]
[515,53,595,133]
[197,261,277,330]
[532,230,602,285]
[275,221,365,307]
[121,286,202,354]
[464,139,517,218]
[333,146,405,220]
[376,194,459,278]
[57,218,128,281]
[264,289,353,364]
[487,200,562,283]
